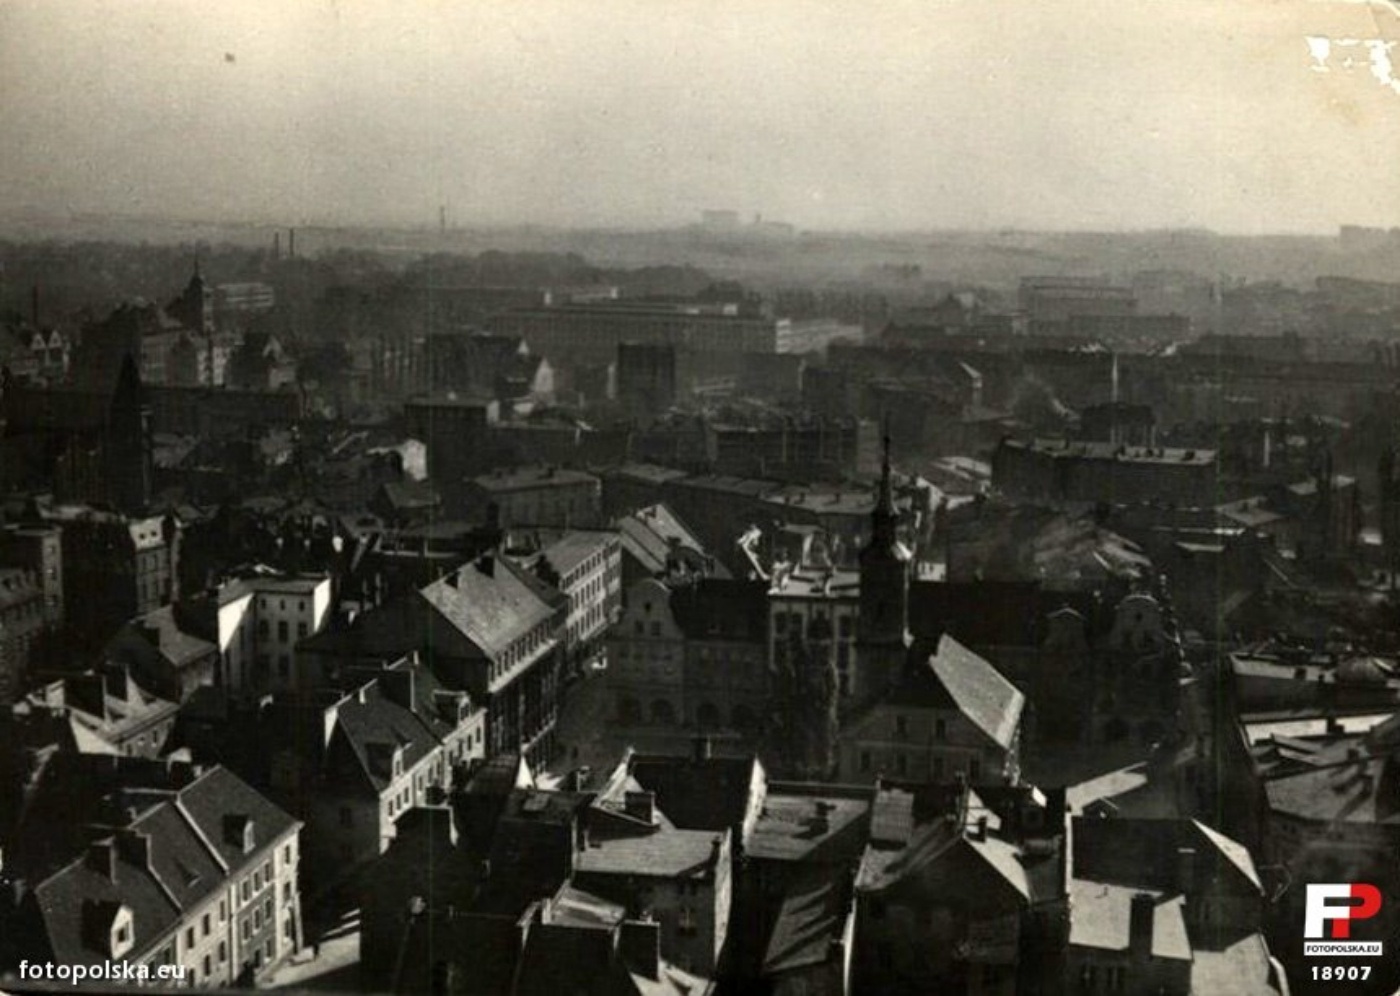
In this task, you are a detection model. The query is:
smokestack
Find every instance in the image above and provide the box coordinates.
[288,228,296,259]
[1129,892,1155,958]
[31,283,39,328]
[273,231,281,260]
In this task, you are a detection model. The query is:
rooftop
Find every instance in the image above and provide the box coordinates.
[1068,881,1192,961]
[471,465,599,492]
[575,827,722,879]
[1006,437,1216,466]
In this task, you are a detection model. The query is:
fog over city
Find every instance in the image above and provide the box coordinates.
[2,0,1399,233]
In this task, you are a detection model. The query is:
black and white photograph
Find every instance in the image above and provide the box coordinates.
[1,1,1399,993]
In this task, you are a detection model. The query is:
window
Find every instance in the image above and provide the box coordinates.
[264,860,273,881]
[254,869,262,891]
[220,901,227,921]
[242,879,251,902]
[284,844,292,864]
[264,898,273,921]
[277,620,289,642]
[297,621,309,638]
[219,941,227,962]
[254,908,262,930]
[860,751,871,773]
[241,921,250,941]
[186,926,195,949]
[203,913,211,937]
[203,955,212,979]
[895,715,908,739]
[935,718,947,741]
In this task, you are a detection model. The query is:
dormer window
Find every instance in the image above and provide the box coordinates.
[224,815,256,855]
[111,906,134,959]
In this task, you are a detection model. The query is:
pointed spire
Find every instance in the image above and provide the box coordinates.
[877,413,895,515]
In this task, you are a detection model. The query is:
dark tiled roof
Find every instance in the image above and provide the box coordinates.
[420,556,560,659]
[628,753,761,832]
[17,761,298,967]
[762,870,852,977]
[327,682,443,794]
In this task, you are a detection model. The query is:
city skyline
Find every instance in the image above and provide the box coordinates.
[2,0,1399,235]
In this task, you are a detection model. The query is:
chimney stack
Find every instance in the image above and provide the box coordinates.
[288,228,295,259]
[623,791,656,825]
[273,231,281,260]
[31,283,39,328]
[1129,892,1155,959]
[86,839,118,881]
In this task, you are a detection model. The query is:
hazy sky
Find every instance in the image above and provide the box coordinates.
[1,0,1398,233]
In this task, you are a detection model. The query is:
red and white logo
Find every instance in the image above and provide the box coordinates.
[1304,884,1384,956]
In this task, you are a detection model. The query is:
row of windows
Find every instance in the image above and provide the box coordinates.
[858,750,980,779]
[492,622,552,681]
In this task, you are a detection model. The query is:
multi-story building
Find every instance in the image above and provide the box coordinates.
[837,635,1026,785]
[853,780,1069,996]
[0,568,45,705]
[0,523,63,628]
[404,395,494,485]
[104,604,220,705]
[3,355,151,513]
[455,465,602,530]
[0,757,303,987]
[263,659,484,885]
[769,566,862,702]
[299,553,565,767]
[1067,817,1285,996]
[188,574,332,699]
[50,509,177,648]
[607,577,769,736]
[993,438,1220,507]
[506,529,622,672]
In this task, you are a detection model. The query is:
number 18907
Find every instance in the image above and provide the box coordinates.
[1312,966,1371,982]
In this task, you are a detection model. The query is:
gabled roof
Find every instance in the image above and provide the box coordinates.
[420,555,560,659]
[327,682,443,794]
[762,870,852,977]
[15,761,298,966]
[890,635,1025,749]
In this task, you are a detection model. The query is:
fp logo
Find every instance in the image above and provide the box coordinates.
[1306,884,1383,939]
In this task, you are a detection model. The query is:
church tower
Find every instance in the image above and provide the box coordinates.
[856,424,912,702]
[171,252,215,335]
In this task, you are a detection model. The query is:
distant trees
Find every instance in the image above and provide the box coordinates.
[764,624,839,780]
